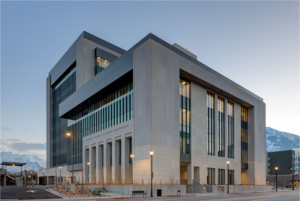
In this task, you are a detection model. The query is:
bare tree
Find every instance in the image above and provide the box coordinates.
[169,172,175,195]
[120,167,125,198]
[103,180,107,196]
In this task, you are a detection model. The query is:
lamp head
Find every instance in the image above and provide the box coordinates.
[87,162,90,165]
[227,161,230,165]
[43,170,45,172]
[59,167,62,169]
[12,164,15,166]
[130,154,134,158]
[150,150,154,156]
[275,167,278,170]
[66,132,71,136]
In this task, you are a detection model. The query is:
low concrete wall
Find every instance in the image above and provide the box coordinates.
[211,185,273,193]
[106,185,186,195]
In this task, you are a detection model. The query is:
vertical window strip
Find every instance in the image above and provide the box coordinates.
[218,97,225,157]
[241,106,248,164]
[227,102,234,158]
[179,79,190,154]
[52,67,76,167]
[207,92,215,155]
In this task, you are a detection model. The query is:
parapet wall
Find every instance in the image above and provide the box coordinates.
[106,184,186,195]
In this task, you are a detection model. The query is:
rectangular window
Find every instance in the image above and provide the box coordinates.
[179,79,191,154]
[227,102,234,158]
[241,106,248,164]
[229,170,234,185]
[218,169,225,185]
[218,97,225,157]
[207,168,215,185]
[207,92,215,155]
[95,57,111,75]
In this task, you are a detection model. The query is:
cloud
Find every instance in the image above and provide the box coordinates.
[6,139,21,142]
[0,140,46,160]
[1,127,10,131]
[9,142,46,151]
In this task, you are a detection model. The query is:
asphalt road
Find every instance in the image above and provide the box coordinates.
[0,186,61,199]
[0,187,298,201]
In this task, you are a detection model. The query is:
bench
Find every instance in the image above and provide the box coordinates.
[132,190,146,197]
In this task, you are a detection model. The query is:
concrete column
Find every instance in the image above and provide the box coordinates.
[106,143,112,182]
[88,146,92,183]
[187,163,192,185]
[95,145,99,184]
[103,143,107,183]
[214,94,219,185]
[91,146,96,184]
[214,93,219,159]
[115,140,121,182]
[111,140,116,182]
[121,136,126,183]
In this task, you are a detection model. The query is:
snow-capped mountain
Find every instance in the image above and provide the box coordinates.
[0,127,298,172]
[266,127,300,152]
[0,151,46,172]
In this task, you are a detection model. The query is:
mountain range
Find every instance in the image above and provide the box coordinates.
[1,127,299,172]
[0,151,46,172]
[266,127,300,152]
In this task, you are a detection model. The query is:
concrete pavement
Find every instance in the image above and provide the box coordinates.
[0,187,299,201]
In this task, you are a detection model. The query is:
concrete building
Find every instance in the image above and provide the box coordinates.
[39,31,267,191]
[267,150,295,176]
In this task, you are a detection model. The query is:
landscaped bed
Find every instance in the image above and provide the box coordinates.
[51,187,110,198]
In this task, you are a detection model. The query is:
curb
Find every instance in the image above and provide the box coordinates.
[44,188,69,199]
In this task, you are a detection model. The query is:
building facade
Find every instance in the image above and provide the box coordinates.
[267,150,295,176]
[40,31,267,188]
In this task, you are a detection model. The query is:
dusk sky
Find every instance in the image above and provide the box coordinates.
[1,1,299,159]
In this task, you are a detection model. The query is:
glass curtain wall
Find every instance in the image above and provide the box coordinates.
[67,82,133,165]
[217,97,225,157]
[179,79,190,154]
[207,92,215,155]
[227,102,234,158]
[95,57,111,75]
[241,106,248,164]
[51,66,76,167]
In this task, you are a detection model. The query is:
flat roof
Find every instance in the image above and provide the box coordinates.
[1,162,27,166]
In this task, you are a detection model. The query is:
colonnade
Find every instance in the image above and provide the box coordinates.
[83,136,133,184]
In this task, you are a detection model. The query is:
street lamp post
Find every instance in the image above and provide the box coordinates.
[43,170,45,185]
[130,154,134,184]
[291,167,294,190]
[275,167,278,192]
[59,167,62,185]
[87,162,90,183]
[150,150,154,197]
[227,161,230,194]
[66,133,74,184]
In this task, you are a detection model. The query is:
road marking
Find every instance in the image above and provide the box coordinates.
[26,190,36,193]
